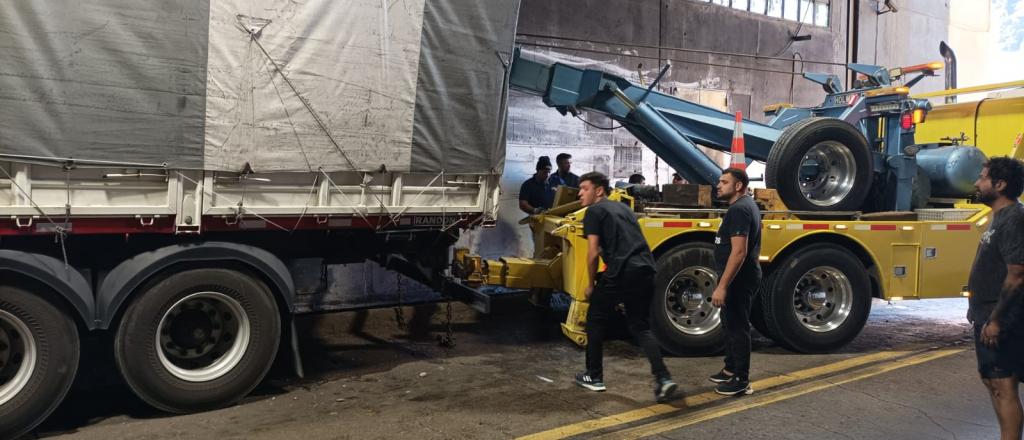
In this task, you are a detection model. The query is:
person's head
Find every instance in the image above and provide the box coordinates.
[579,171,611,207]
[628,173,646,185]
[671,173,683,184]
[717,167,750,201]
[556,153,572,174]
[975,156,1024,206]
[535,156,553,181]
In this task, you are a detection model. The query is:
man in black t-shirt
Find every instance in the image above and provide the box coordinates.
[967,156,1024,440]
[574,171,678,403]
[708,167,761,396]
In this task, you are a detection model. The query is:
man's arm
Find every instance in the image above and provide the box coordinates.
[586,235,601,298]
[519,182,539,214]
[991,264,1024,315]
[519,199,536,214]
[983,213,1024,345]
[720,236,749,290]
[981,265,1024,346]
[712,235,747,307]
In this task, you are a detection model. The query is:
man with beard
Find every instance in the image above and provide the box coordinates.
[968,156,1024,440]
[572,171,678,403]
[709,167,762,396]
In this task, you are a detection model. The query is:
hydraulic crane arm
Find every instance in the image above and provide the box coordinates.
[508,47,781,184]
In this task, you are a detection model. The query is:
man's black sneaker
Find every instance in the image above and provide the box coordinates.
[715,376,752,396]
[575,372,606,392]
[709,369,734,384]
[655,377,678,403]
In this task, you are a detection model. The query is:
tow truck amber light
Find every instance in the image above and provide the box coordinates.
[758,255,770,262]
[767,224,782,230]
[901,225,915,231]
[901,113,913,130]
[865,86,910,98]
[912,109,926,124]
[977,217,990,227]
[890,296,904,301]
[961,291,971,297]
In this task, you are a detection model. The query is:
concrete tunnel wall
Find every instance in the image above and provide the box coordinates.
[298,0,974,312]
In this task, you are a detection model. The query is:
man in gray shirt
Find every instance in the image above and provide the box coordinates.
[968,156,1024,440]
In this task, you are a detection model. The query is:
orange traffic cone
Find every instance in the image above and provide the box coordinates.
[730,111,746,171]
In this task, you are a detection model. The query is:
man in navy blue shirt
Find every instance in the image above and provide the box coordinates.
[519,156,554,214]
[548,153,580,190]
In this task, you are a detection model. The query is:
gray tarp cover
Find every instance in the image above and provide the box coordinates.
[0,0,519,174]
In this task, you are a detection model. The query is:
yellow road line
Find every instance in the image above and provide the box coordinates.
[591,348,964,440]
[515,344,934,440]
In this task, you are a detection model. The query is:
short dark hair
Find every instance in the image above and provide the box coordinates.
[556,153,572,164]
[722,167,749,191]
[984,156,1024,200]
[580,171,611,196]
[628,173,645,184]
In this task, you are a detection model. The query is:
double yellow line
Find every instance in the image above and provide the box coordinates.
[517,345,964,440]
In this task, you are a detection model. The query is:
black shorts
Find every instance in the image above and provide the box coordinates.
[974,323,1024,381]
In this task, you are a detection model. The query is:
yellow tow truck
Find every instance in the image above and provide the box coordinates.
[454,50,1024,355]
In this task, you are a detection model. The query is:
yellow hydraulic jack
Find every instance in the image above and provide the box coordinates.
[452,190,637,347]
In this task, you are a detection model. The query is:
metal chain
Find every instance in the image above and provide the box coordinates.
[393,273,408,330]
[436,279,456,349]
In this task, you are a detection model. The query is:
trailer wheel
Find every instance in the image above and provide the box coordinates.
[115,268,280,414]
[766,117,873,212]
[759,245,871,353]
[651,242,724,356]
[0,286,79,440]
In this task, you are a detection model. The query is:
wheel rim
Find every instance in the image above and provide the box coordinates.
[664,267,720,335]
[791,266,853,332]
[796,141,857,207]
[0,309,37,406]
[156,292,250,382]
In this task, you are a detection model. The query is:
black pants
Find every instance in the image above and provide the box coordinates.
[585,278,669,380]
[720,279,758,380]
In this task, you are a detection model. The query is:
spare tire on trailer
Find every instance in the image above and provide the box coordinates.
[766,117,874,212]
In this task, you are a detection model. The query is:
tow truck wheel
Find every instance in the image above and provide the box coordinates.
[114,268,280,414]
[750,277,777,340]
[651,242,724,356]
[0,285,79,440]
[766,117,873,212]
[759,245,871,353]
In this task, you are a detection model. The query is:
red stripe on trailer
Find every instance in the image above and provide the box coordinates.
[803,224,829,230]
[871,224,897,231]
[946,224,971,231]
[664,222,693,228]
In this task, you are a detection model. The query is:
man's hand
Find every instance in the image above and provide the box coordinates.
[584,286,594,300]
[982,320,1001,347]
[712,286,727,308]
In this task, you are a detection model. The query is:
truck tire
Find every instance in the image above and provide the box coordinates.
[0,285,79,440]
[766,117,873,212]
[651,242,724,356]
[759,245,871,353]
[114,268,281,414]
